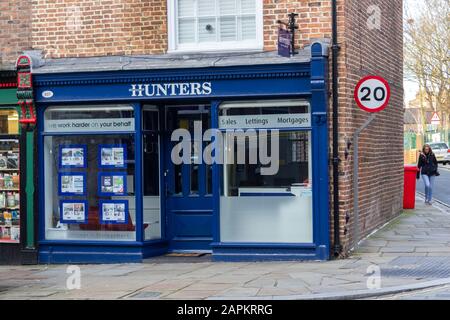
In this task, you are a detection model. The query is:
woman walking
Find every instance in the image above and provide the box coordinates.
[417,144,440,205]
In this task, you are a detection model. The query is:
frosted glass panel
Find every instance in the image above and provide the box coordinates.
[178,0,195,17]
[240,16,256,40]
[220,191,313,243]
[143,196,161,240]
[178,18,196,43]
[220,17,237,41]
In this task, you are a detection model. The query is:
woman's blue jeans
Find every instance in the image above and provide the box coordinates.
[421,174,435,202]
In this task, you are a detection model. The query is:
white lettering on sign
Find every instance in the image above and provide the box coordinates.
[44,118,135,133]
[219,114,311,129]
[129,82,212,97]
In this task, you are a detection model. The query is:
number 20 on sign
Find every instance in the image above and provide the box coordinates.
[354,75,391,113]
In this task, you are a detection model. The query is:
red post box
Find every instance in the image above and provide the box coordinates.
[404,165,419,209]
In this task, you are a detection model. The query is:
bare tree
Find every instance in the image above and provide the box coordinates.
[404,0,450,140]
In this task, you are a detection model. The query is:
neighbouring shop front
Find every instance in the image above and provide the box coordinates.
[0,72,22,264]
[33,42,330,263]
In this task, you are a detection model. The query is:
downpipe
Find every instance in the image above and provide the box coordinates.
[331,0,342,257]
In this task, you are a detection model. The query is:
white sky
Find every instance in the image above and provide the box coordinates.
[403,0,423,104]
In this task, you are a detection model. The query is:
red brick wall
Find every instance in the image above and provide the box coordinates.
[31,0,167,58]
[0,0,32,69]
[31,0,342,58]
[263,0,333,49]
[22,0,404,256]
[336,0,404,254]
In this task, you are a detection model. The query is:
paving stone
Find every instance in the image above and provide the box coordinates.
[163,290,220,299]
[380,247,416,253]
[0,196,449,300]
[213,287,260,297]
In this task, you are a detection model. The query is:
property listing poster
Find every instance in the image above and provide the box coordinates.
[100,145,126,167]
[60,174,85,194]
[100,174,125,195]
[60,146,86,167]
[61,202,86,223]
[101,201,127,224]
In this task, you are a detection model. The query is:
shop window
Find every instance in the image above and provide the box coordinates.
[168,0,263,52]
[0,109,19,135]
[142,107,161,240]
[0,108,20,243]
[219,101,313,243]
[43,105,137,241]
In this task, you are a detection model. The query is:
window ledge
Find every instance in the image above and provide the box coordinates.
[167,46,264,56]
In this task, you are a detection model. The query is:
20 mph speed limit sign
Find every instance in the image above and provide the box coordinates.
[354,75,391,113]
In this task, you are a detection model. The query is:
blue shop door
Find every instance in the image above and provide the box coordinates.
[164,106,213,251]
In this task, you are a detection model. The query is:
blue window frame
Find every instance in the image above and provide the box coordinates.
[39,104,142,244]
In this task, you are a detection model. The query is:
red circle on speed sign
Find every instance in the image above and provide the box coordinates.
[354,75,391,113]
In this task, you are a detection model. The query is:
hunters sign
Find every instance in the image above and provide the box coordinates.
[129,82,212,97]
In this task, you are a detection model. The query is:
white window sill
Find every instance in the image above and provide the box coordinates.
[167,45,264,55]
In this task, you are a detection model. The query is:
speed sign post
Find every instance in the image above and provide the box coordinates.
[352,75,391,250]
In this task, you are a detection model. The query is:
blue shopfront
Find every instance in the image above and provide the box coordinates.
[33,42,330,263]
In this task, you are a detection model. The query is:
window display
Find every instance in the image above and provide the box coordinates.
[43,105,136,241]
[219,101,313,243]
[0,137,20,243]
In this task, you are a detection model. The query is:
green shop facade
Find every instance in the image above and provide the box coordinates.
[0,59,38,265]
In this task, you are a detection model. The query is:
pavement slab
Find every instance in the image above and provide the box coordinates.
[0,196,450,299]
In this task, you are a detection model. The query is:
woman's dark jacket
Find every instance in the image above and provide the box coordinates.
[417,152,438,177]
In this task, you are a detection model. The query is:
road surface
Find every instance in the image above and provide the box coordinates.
[417,165,450,206]
[377,285,450,300]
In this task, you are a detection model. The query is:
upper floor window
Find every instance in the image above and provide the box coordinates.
[168,0,263,52]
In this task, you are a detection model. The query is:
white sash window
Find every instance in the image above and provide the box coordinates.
[168,0,263,52]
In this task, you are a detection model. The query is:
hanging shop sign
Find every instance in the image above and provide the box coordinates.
[44,118,135,133]
[354,75,391,113]
[278,28,292,58]
[219,113,311,129]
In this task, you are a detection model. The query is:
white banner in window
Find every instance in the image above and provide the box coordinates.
[44,118,135,133]
[219,114,311,129]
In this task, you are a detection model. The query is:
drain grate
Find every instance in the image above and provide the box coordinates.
[381,256,450,278]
